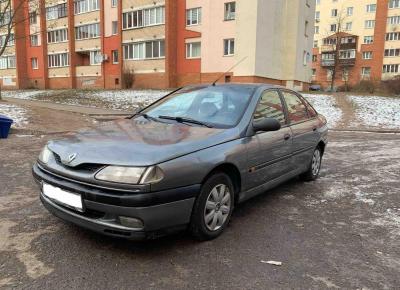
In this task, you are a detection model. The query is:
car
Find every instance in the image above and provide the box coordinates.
[32,84,328,241]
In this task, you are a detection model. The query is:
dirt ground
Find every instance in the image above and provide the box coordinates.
[0,102,399,289]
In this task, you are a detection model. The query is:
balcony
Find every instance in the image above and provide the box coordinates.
[320,58,356,67]
[321,45,336,53]
[76,65,101,77]
[321,59,335,67]
[340,42,357,50]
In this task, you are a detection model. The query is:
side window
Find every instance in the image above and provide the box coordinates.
[253,90,286,125]
[281,91,310,123]
[304,99,318,118]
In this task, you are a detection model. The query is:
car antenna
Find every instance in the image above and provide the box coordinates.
[211,56,248,86]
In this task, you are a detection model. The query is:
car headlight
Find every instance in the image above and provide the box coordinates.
[38,145,52,164]
[95,166,164,184]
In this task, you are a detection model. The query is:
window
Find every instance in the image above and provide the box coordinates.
[316,0,320,5]
[223,39,235,56]
[388,16,400,25]
[224,2,236,21]
[389,0,400,8]
[386,32,400,41]
[112,21,118,35]
[48,53,69,68]
[315,11,320,20]
[383,64,399,73]
[111,0,117,7]
[305,21,309,37]
[341,37,355,44]
[345,22,352,31]
[366,4,376,12]
[30,34,39,46]
[75,23,100,40]
[0,34,14,47]
[365,20,375,28]
[347,7,353,16]
[327,69,333,81]
[361,67,371,77]
[312,55,317,62]
[313,40,318,48]
[0,56,16,69]
[123,6,165,29]
[112,50,118,63]
[74,0,100,14]
[330,24,337,32]
[123,40,165,60]
[90,50,102,65]
[281,91,309,123]
[331,9,338,17]
[46,3,67,20]
[312,68,316,77]
[314,26,319,34]
[364,36,374,44]
[47,28,68,43]
[342,68,349,81]
[29,11,37,24]
[31,58,38,69]
[253,90,286,125]
[339,49,356,59]
[186,7,201,26]
[186,42,201,58]
[363,51,373,59]
[384,48,400,57]
[303,51,310,66]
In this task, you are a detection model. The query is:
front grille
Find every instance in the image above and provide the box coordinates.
[53,152,104,173]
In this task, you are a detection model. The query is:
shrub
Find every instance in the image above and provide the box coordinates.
[122,67,135,89]
[382,76,400,95]
[352,80,377,94]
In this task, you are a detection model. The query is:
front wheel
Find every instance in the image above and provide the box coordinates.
[300,147,322,181]
[190,173,234,241]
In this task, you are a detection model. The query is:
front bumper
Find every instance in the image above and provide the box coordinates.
[33,163,199,240]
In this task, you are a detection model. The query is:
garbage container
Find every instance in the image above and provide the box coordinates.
[0,114,13,139]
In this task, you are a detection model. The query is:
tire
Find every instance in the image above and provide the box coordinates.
[300,146,322,182]
[190,172,235,241]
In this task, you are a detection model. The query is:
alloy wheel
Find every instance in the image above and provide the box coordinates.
[203,184,231,231]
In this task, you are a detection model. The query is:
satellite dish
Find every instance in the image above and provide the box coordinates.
[94,54,104,63]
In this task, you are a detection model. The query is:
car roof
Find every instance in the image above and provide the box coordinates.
[185,82,287,91]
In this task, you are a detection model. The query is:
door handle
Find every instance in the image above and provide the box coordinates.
[284,134,291,140]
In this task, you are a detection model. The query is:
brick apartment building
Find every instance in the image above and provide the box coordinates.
[312,0,400,89]
[0,0,315,90]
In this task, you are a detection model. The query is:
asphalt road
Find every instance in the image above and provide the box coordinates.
[1,125,399,289]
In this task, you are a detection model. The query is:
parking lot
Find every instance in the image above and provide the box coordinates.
[0,99,399,289]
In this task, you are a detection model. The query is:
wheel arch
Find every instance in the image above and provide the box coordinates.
[317,140,326,155]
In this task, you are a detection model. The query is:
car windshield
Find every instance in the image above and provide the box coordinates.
[141,86,256,128]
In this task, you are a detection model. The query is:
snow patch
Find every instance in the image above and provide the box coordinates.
[348,95,400,129]
[0,103,28,128]
[303,94,342,128]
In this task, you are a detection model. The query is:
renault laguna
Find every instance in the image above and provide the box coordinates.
[33,84,328,241]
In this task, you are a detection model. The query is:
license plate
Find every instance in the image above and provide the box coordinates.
[42,183,83,212]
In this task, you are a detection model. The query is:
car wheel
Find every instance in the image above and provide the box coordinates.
[300,146,322,181]
[190,172,234,241]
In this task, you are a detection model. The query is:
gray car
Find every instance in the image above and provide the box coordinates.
[32,84,328,240]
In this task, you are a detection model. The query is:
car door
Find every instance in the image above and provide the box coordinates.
[245,89,294,189]
[280,90,320,172]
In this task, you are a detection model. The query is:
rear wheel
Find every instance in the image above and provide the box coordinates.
[190,173,234,241]
[300,147,322,181]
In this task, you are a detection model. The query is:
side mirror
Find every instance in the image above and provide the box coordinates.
[253,118,281,132]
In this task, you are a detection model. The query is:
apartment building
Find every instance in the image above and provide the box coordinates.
[0,0,315,90]
[312,0,400,88]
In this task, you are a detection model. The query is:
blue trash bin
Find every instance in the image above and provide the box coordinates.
[0,114,13,139]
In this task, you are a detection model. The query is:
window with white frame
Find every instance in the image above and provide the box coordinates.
[345,22,352,31]
[112,50,118,63]
[363,51,373,59]
[29,11,37,24]
[75,23,100,40]
[186,42,201,58]
[46,3,67,20]
[327,69,333,81]
[342,68,349,81]
[30,34,39,46]
[386,32,400,41]
[388,16,400,25]
[313,40,318,48]
[315,11,320,20]
[303,51,310,66]
[223,39,234,56]
[48,28,68,43]
[48,53,69,68]
[339,49,355,59]
[364,36,374,44]
[361,67,371,77]
[0,34,14,47]
[383,64,399,73]
[347,7,353,16]
[316,0,320,5]
[224,2,236,20]
[366,4,376,12]
[90,50,102,65]
[186,7,201,26]
[384,48,400,57]
[111,0,117,7]
[330,24,337,32]
[74,0,100,15]
[122,6,165,29]
[315,26,319,34]
[389,0,400,8]
[31,58,38,69]
[365,20,375,28]
[0,56,16,69]
[112,21,118,34]
[123,40,165,60]
[331,9,338,17]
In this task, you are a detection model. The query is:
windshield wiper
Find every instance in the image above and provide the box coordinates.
[135,113,160,122]
[158,115,214,128]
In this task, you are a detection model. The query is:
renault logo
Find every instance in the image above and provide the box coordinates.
[67,153,77,163]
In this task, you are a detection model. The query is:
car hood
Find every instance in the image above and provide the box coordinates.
[48,118,238,167]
